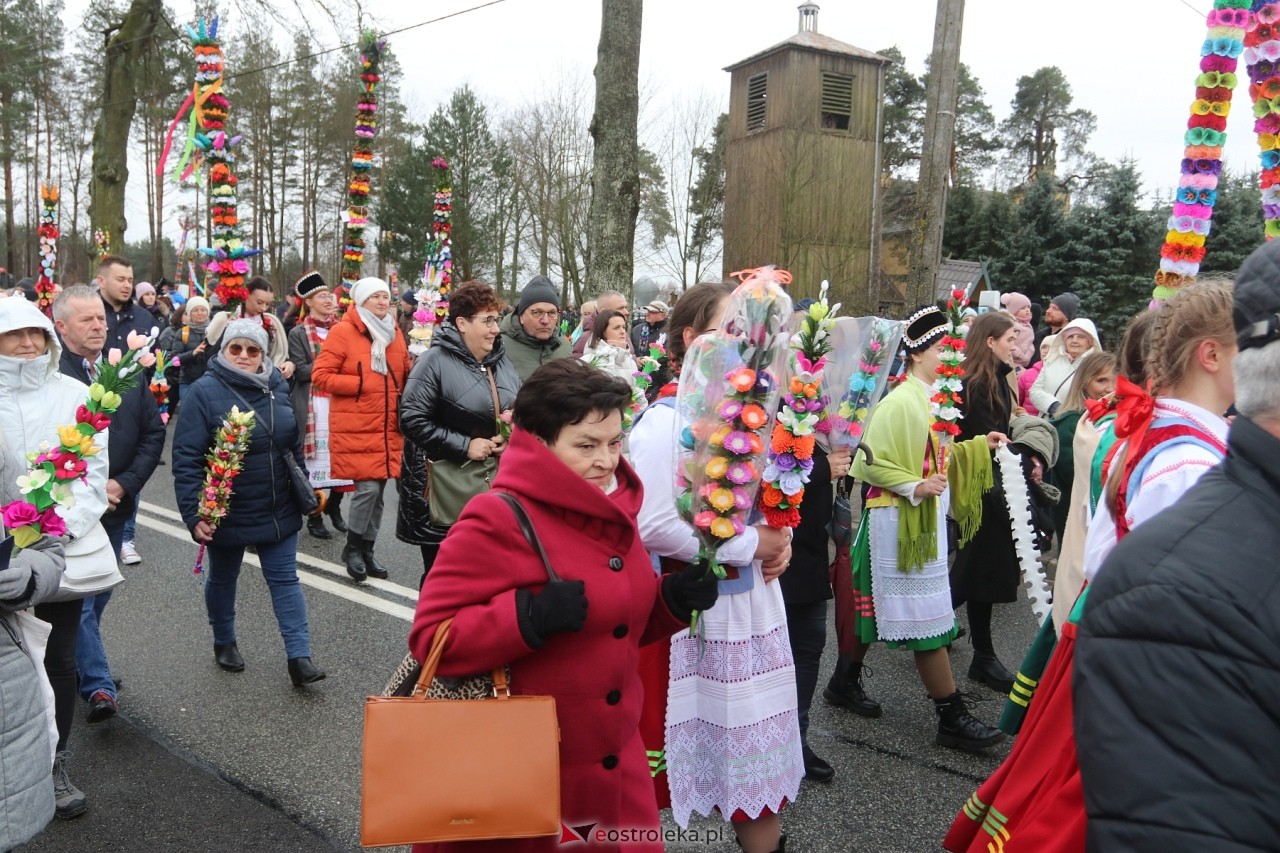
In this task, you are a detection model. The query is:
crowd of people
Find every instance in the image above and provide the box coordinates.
[0,237,1277,852]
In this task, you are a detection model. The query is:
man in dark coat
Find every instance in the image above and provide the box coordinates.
[52,285,165,723]
[95,255,156,355]
[499,275,572,381]
[1075,240,1280,851]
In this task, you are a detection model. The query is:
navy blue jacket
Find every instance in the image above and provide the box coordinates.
[172,357,305,547]
[102,296,158,357]
[58,346,165,523]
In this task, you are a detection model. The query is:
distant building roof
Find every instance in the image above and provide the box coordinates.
[935,259,990,301]
[725,30,893,72]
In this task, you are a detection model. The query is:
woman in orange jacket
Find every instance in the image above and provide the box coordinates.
[312,277,410,582]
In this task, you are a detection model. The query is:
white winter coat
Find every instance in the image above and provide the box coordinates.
[0,300,109,539]
[581,338,640,388]
[1029,317,1101,415]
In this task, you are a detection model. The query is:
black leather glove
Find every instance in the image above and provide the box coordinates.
[523,580,588,643]
[662,559,720,622]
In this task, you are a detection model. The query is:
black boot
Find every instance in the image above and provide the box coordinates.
[288,657,326,686]
[362,536,389,580]
[326,491,348,533]
[823,656,883,718]
[933,691,1005,752]
[342,532,367,582]
[968,653,1015,695]
[214,643,245,672]
[802,743,834,783]
[306,513,332,540]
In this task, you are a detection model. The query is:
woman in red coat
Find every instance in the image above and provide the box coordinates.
[312,277,410,582]
[408,359,718,852]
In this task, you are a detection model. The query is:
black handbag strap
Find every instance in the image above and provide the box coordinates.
[494,492,561,583]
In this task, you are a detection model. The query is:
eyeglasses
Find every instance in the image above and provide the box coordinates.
[226,343,262,357]
[464,315,501,328]
[527,309,559,320]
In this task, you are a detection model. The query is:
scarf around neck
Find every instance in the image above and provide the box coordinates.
[219,355,272,393]
[357,307,395,375]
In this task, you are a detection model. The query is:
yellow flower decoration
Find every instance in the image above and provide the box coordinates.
[57,424,82,450]
[705,458,729,480]
[708,488,735,512]
[709,517,736,539]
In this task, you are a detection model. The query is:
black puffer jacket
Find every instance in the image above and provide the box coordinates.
[1076,416,1280,852]
[395,322,520,544]
[172,357,305,547]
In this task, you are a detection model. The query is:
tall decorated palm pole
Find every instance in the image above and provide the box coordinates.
[36,186,59,317]
[338,33,387,315]
[182,16,259,310]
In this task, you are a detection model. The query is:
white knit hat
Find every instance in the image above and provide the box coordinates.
[351,277,390,308]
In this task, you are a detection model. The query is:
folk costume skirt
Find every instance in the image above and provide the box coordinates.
[853,504,959,651]
[664,564,804,828]
[943,591,1090,853]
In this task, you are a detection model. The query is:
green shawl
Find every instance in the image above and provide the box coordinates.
[852,377,993,571]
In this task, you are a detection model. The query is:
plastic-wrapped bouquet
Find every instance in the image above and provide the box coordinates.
[675,268,792,632]
[825,316,905,457]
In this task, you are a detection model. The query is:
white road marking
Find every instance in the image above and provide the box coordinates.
[133,508,416,622]
[138,501,421,602]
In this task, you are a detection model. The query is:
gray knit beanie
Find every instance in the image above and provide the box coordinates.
[516,276,560,316]
[222,318,269,353]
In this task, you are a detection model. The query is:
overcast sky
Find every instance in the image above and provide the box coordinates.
[64,0,1239,244]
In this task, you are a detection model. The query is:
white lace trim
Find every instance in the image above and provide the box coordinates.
[868,503,955,642]
[664,578,802,827]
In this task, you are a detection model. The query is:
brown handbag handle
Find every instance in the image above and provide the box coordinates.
[486,366,502,426]
[408,494,555,700]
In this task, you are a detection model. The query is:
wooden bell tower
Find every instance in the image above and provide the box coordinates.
[722,3,889,307]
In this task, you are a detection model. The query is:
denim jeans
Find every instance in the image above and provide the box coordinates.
[205,533,311,660]
[122,506,138,543]
[76,519,126,702]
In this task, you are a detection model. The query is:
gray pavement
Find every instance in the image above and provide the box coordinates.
[17,430,1040,852]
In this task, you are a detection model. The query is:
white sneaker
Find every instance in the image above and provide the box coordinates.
[121,541,142,565]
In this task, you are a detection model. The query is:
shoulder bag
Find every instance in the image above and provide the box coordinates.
[425,366,503,526]
[218,377,320,516]
[362,492,561,847]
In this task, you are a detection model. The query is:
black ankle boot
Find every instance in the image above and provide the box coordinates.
[362,537,389,580]
[824,656,883,718]
[306,513,332,540]
[288,657,326,686]
[934,691,1005,752]
[214,643,245,672]
[802,743,834,783]
[968,653,1015,695]
[326,491,348,533]
[342,532,367,582]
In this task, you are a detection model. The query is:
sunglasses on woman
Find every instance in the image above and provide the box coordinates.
[226,343,262,357]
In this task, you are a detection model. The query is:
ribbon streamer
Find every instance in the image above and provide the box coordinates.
[995,444,1052,626]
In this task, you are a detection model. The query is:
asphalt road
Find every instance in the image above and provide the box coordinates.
[17,429,1041,853]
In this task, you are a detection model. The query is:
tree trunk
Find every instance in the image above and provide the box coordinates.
[584,0,642,298]
[88,0,164,257]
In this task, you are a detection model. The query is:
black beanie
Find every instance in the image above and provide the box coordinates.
[517,276,560,316]
[1050,292,1081,322]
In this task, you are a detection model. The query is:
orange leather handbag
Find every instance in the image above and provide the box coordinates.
[361,617,561,846]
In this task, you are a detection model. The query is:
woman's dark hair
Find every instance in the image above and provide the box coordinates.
[666,281,733,369]
[448,280,503,322]
[513,359,633,444]
[1117,308,1157,388]
[588,309,627,348]
[169,304,185,328]
[245,276,273,295]
[963,311,1017,419]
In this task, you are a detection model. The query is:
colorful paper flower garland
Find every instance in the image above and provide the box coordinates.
[930,289,969,473]
[93,229,110,261]
[183,17,259,313]
[423,157,454,324]
[36,185,58,317]
[193,406,256,575]
[341,32,387,297]
[1155,1,1251,303]
[760,281,835,529]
